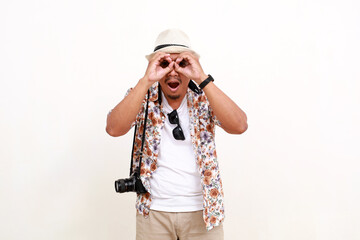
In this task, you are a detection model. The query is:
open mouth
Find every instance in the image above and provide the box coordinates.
[166,77,181,92]
[168,82,180,89]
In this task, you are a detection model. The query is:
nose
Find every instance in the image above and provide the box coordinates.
[168,67,178,76]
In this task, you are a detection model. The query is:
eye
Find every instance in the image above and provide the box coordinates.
[179,59,188,68]
[160,60,169,68]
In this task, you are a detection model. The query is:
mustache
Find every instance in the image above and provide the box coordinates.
[165,76,182,83]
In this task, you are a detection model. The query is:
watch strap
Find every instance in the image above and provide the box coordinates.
[199,75,214,89]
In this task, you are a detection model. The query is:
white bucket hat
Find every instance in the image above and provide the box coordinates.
[145,29,199,60]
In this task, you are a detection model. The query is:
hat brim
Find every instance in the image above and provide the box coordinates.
[145,46,200,60]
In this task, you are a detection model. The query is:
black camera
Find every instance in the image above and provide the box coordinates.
[114,170,147,194]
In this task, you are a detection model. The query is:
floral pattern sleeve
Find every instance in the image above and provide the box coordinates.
[208,103,221,127]
[124,87,146,129]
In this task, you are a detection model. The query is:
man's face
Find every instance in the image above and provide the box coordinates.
[158,53,190,102]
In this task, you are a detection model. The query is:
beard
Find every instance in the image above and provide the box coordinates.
[166,94,181,100]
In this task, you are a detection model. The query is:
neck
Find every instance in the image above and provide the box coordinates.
[164,93,186,110]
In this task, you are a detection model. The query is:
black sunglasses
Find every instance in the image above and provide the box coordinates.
[167,110,185,140]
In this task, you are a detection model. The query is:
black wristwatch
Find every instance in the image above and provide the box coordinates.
[199,75,214,89]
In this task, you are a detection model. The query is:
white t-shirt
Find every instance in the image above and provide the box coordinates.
[149,93,203,212]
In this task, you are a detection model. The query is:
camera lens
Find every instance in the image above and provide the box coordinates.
[115,176,136,193]
[115,179,123,193]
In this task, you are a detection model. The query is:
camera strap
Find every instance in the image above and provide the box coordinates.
[129,90,150,176]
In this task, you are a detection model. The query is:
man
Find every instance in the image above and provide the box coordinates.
[106,29,248,240]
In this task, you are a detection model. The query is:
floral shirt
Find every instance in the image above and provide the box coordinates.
[127,81,224,231]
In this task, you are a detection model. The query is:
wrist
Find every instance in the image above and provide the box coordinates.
[139,76,154,89]
[195,73,209,85]
[199,74,214,90]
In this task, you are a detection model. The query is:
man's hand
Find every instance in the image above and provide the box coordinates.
[173,52,248,134]
[174,52,208,84]
[142,52,175,87]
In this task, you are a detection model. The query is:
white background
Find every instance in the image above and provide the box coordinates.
[1,0,359,239]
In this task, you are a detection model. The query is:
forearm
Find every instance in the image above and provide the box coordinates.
[201,79,248,134]
[106,78,150,137]
[106,52,176,136]
[172,53,247,134]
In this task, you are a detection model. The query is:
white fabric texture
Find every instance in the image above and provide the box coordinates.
[149,93,203,212]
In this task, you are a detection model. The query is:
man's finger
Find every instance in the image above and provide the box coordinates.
[178,51,197,60]
[174,62,187,76]
[150,52,170,64]
[168,61,175,70]
[157,61,175,79]
[157,55,173,68]
[175,57,183,64]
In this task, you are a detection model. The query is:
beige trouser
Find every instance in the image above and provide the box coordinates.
[136,210,224,240]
